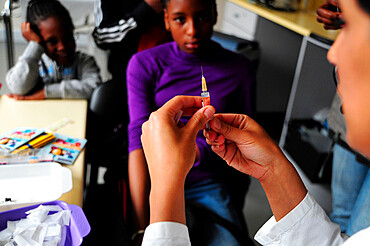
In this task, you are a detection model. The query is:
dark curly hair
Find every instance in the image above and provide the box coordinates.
[26,0,74,34]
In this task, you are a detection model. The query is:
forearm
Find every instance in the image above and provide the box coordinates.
[149,183,186,225]
[129,149,151,231]
[259,152,307,221]
[6,41,43,95]
[45,78,98,99]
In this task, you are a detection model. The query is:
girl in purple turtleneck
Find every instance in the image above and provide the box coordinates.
[127,0,256,244]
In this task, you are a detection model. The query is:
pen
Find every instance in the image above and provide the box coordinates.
[12,132,55,154]
[201,66,211,130]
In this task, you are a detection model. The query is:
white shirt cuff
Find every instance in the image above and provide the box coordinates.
[142,222,191,246]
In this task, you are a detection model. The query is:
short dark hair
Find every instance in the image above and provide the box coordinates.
[161,0,216,9]
[26,0,74,33]
[358,0,370,15]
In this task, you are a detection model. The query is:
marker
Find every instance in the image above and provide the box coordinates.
[201,66,211,130]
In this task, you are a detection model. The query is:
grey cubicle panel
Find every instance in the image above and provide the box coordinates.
[280,36,337,147]
[288,37,337,120]
[279,36,337,213]
[254,17,303,113]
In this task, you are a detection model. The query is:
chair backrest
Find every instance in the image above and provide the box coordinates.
[89,79,128,125]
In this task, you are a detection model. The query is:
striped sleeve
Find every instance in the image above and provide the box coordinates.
[93,17,138,45]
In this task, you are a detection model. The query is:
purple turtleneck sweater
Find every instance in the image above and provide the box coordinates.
[127,41,255,184]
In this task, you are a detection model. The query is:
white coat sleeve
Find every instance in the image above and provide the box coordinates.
[254,192,349,246]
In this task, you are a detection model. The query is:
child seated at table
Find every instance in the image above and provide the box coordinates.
[126,0,256,244]
[6,0,102,100]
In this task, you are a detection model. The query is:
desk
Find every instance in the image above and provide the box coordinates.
[229,0,339,40]
[0,96,87,207]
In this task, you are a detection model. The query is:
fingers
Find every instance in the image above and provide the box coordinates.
[185,105,215,137]
[7,94,25,100]
[21,21,42,43]
[21,22,32,42]
[211,142,226,157]
[316,15,342,30]
[317,15,336,25]
[204,130,225,146]
[208,114,261,145]
[21,22,28,32]
[316,1,343,30]
[160,96,202,119]
[208,117,240,143]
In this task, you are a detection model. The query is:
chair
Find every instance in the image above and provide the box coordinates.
[83,79,130,245]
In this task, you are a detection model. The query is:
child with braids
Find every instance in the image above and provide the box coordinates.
[6,0,102,100]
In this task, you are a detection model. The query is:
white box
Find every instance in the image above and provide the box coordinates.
[0,162,72,212]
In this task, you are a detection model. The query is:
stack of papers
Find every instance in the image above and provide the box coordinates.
[0,127,86,165]
[0,127,45,152]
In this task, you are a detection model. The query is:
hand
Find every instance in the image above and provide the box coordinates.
[7,88,45,100]
[144,0,163,14]
[141,96,215,186]
[141,96,215,224]
[204,114,286,181]
[21,22,42,43]
[205,114,307,221]
[316,0,344,30]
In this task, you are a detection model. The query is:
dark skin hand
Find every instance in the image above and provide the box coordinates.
[316,0,344,30]
[7,88,45,100]
[21,22,43,44]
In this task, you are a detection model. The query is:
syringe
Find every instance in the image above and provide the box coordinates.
[201,66,211,130]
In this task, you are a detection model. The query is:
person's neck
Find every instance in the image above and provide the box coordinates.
[173,40,219,62]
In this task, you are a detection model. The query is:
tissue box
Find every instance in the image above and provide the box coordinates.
[0,162,72,212]
[0,201,90,246]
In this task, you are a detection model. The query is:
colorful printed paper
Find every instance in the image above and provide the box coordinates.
[41,133,87,165]
[0,127,44,152]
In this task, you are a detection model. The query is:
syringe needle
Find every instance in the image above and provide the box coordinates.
[201,66,207,92]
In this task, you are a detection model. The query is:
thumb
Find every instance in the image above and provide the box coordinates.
[185,106,215,135]
[210,117,244,143]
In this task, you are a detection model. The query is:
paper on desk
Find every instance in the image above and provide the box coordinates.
[0,127,44,152]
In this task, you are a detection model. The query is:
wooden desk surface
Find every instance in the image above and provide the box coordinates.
[0,96,87,207]
[229,0,339,41]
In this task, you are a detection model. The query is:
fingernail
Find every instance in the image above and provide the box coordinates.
[213,118,221,130]
[204,107,214,119]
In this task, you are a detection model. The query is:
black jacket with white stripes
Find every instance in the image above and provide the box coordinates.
[92,0,163,80]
